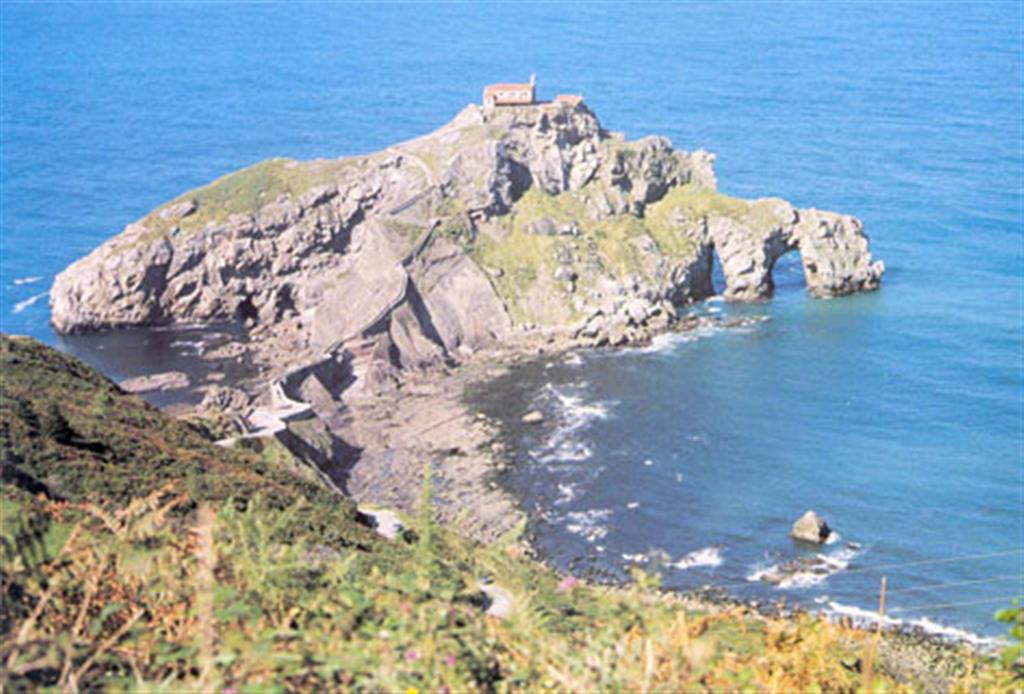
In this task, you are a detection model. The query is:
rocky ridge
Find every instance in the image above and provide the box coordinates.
[51,102,882,369]
[49,101,884,517]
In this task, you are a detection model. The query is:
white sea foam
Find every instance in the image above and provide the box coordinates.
[622,552,649,564]
[671,547,723,570]
[563,352,584,366]
[529,383,612,465]
[633,323,727,354]
[626,501,640,510]
[554,483,577,505]
[824,602,1003,650]
[565,508,611,543]
[12,291,47,314]
[747,544,861,589]
[707,306,722,314]
[908,616,1003,650]
[634,331,685,354]
[825,600,903,629]
[171,339,206,354]
[13,276,43,286]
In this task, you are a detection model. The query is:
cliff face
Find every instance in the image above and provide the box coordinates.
[50,102,883,383]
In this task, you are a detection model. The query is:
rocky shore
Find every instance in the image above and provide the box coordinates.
[47,100,884,544]
[38,96,1010,687]
[45,99,895,618]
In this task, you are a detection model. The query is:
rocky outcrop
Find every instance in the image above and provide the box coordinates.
[791,510,833,544]
[701,200,884,302]
[51,101,884,401]
[119,371,190,393]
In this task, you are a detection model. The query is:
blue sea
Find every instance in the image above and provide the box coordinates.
[1,3,1020,638]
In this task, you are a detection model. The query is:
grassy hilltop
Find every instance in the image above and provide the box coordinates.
[1,335,1019,691]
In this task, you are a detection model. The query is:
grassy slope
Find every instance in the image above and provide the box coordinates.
[131,157,360,245]
[469,183,785,326]
[0,336,1017,690]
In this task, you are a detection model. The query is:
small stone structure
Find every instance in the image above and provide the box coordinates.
[483,74,536,106]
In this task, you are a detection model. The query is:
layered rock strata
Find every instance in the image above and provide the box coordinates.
[50,101,884,506]
[52,102,882,376]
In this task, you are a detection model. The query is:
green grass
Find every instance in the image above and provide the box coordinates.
[649,184,791,233]
[468,186,702,324]
[0,336,1015,691]
[130,157,359,245]
[0,334,377,549]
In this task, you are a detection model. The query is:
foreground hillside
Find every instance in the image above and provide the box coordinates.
[1,335,1018,691]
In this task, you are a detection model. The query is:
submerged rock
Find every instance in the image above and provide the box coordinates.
[791,510,832,544]
[521,410,544,424]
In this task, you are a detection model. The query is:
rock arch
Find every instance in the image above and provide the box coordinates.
[697,200,884,302]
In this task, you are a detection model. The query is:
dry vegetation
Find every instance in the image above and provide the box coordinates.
[2,335,1020,691]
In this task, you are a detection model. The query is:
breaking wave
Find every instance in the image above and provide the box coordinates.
[747,544,862,589]
[671,547,724,570]
[565,508,611,543]
[528,383,613,465]
[13,276,43,285]
[12,291,47,314]
[824,601,1002,650]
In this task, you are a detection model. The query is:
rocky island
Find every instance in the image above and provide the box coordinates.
[7,87,1020,691]
[49,95,884,536]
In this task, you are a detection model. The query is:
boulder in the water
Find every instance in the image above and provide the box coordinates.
[790,510,832,544]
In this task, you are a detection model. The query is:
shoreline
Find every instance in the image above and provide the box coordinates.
[42,309,1007,689]
[116,310,1007,653]
[95,308,1010,663]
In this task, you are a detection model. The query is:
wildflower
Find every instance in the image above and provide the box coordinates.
[445,653,457,667]
[557,575,578,592]
[405,648,419,662]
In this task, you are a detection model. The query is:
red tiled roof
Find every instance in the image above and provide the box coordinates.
[556,94,584,105]
[484,83,534,92]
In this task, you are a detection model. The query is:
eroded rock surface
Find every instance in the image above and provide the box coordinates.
[49,101,884,529]
[791,510,833,544]
[52,102,883,376]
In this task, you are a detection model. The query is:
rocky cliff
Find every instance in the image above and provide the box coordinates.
[51,101,883,392]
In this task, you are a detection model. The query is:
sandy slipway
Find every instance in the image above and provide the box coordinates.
[49,100,884,540]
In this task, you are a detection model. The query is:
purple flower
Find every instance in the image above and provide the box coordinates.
[445,654,457,667]
[405,649,418,662]
[557,575,578,592]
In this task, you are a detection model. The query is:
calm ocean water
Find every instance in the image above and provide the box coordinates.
[2,3,1020,637]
